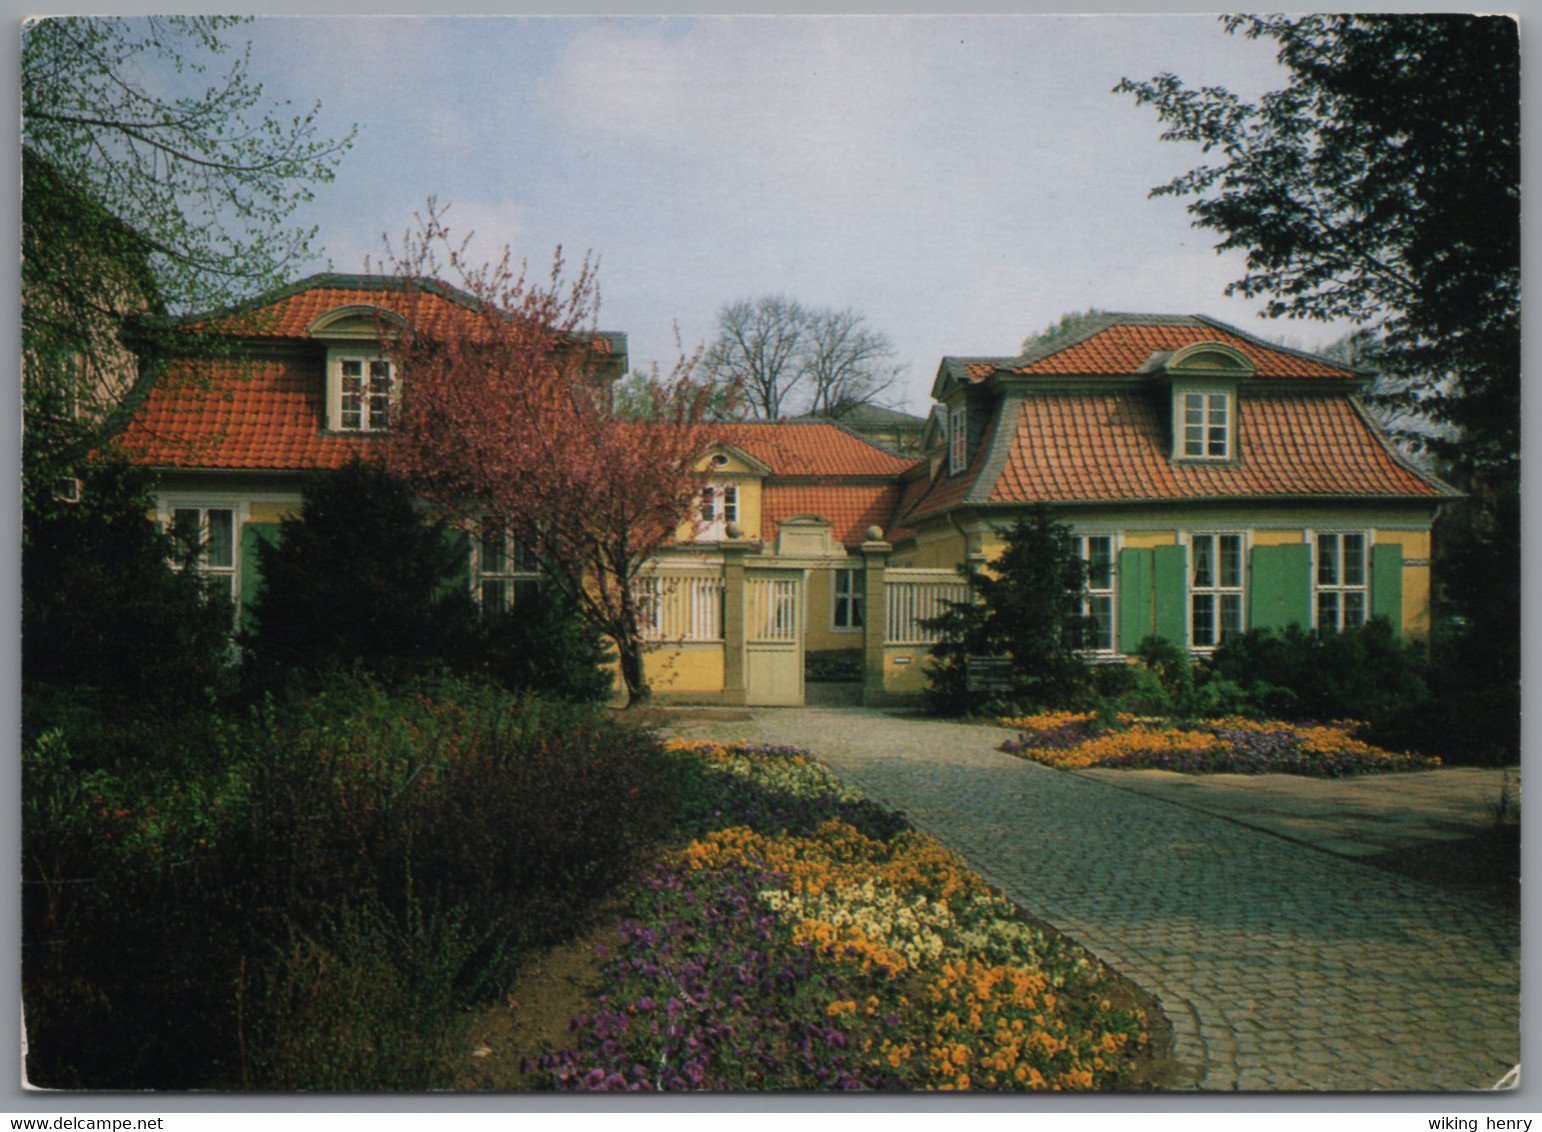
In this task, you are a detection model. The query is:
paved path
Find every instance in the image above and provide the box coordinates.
[666,707,1521,1092]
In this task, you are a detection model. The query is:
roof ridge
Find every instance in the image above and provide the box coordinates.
[165,274,628,351]
[726,418,914,456]
[1190,313,1371,377]
[1012,313,1211,369]
[166,271,488,329]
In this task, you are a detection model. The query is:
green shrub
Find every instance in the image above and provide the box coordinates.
[477,580,613,702]
[23,676,682,1089]
[241,461,480,689]
[805,648,863,683]
[925,508,1093,715]
[23,461,235,713]
[246,900,472,1091]
[1205,619,1434,752]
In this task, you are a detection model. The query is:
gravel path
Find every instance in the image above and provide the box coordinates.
[668,707,1521,1092]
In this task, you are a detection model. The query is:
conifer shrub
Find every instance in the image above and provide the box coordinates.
[240,460,480,690]
[923,508,1094,716]
[23,461,235,719]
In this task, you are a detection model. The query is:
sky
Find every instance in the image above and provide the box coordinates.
[214,16,1335,414]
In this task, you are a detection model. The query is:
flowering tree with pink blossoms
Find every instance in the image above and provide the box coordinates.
[380,204,719,704]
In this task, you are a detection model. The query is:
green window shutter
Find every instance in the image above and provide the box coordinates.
[1249,544,1312,632]
[1151,544,1188,647]
[239,522,281,631]
[440,529,473,600]
[1117,547,1153,652]
[1371,542,1403,633]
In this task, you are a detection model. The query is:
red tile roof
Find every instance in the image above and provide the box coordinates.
[189,274,621,353]
[954,315,1359,383]
[761,483,904,548]
[712,423,915,477]
[898,393,1448,519]
[113,356,379,470]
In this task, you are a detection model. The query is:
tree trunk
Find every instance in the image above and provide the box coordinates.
[616,632,651,707]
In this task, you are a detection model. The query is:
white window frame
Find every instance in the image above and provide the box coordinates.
[694,481,739,541]
[1177,389,1232,460]
[831,567,864,632]
[1312,530,1371,632]
[160,497,249,611]
[1187,531,1246,650]
[1074,533,1119,655]
[327,349,396,432]
[949,403,968,475]
[473,527,540,615]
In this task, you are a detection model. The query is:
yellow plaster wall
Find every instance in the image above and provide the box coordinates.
[883,647,932,695]
[1121,530,1179,549]
[1374,530,1434,638]
[903,526,968,569]
[1251,529,1305,547]
[1372,529,1431,560]
[249,501,299,524]
[637,643,726,695]
[739,478,763,540]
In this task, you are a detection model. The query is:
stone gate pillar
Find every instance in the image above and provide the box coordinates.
[860,528,891,706]
[721,537,751,705]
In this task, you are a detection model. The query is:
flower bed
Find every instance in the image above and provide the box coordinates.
[532,742,1148,1091]
[998,713,1441,775]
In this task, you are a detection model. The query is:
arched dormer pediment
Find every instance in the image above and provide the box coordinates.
[1145,341,1257,378]
[307,304,409,341]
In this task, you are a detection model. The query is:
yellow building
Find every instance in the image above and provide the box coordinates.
[116,281,1456,706]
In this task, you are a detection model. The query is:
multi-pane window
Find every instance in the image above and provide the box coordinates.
[1077,535,1116,652]
[170,506,236,602]
[338,357,393,431]
[1181,391,1230,459]
[1190,533,1244,648]
[949,405,968,474]
[696,483,738,540]
[699,483,738,523]
[476,529,540,614]
[833,568,864,630]
[1316,532,1368,631]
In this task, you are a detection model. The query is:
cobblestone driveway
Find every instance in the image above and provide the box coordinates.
[670,707,1521,1092]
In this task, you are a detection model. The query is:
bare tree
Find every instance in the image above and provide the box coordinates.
[801,307,901,416]
[704,295,901,419]
[703,296,807,419]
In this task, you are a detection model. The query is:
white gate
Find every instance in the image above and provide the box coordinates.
[745,570,803,705]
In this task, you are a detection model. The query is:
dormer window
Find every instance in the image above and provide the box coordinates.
[1180,391,1230,460]
[949,404,968,474]
[696,482,739,540]
[308,304,407,433]
[337,356,395,432]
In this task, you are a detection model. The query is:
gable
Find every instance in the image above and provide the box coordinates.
[699,445,772,476]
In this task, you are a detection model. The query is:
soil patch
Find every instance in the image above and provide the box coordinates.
[451,900,630,1091]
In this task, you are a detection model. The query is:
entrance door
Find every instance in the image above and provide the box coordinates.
[745,570,804,705]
